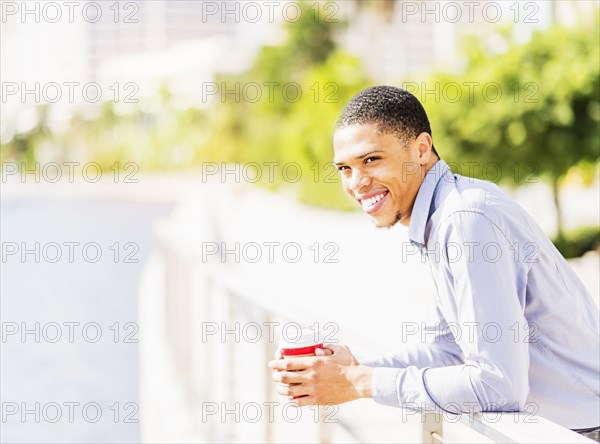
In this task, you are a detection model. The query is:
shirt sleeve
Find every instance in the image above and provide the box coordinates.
[370,210,531,412]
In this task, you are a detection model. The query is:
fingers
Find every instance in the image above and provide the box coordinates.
[272,370,309,384]
[269,347,335,370]
[268,356,316,371]
[322,344,345,354]
[315,347,333,356]
[274,382,308,399]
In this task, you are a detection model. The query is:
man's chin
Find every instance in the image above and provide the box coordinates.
[370,211,402,229]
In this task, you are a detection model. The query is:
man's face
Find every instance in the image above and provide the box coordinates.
[333,123,428,228]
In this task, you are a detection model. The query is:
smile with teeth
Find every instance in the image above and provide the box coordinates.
[361,191,388,209]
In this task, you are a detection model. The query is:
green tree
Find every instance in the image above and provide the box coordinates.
[206,1,369,209]
[425,22,600,241]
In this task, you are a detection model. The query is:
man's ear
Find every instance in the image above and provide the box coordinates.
[416,132,433,165]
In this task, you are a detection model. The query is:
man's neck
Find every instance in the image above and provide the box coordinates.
[400,156,440,227]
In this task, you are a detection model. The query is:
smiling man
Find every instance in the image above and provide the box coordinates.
[269,86,600,438]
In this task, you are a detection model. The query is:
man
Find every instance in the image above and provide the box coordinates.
[269,86,600,438]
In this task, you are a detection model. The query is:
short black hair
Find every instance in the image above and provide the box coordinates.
[335,85,438,157]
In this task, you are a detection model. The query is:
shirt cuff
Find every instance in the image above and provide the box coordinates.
[371,367,400,407]
[358,357,379,367]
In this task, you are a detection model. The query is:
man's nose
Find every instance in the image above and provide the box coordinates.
[349,169,371,193]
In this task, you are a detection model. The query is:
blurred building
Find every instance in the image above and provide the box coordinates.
[339,0,597,82]
[1,0,596,128]
[1,0,281,133]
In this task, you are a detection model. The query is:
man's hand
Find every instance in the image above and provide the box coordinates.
[268,344,373,407]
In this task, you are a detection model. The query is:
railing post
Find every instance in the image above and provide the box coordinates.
[180,261,191,394]
[421,412,444,444]
[205,272,215,442]
[318,406,333,444]
[163,244,175,351]
[264,313,274,443]
[227,290,237,443]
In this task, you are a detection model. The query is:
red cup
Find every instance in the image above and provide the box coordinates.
[279,329,323,358]
[278,329,323,399]
[281,342,324,358]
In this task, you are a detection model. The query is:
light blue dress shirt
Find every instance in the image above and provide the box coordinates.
[362,159,600,429]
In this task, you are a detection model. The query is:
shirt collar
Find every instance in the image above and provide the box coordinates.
[408,159,451,246]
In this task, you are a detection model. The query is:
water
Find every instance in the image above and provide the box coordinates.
[0,198,173,443]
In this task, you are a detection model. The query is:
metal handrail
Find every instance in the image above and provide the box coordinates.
[154,216,594,444]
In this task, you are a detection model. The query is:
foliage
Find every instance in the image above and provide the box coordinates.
[1,90,210,171]
[2,5,598,223]
[422,22,600,238]
[205,1,368,209]
[553,226,600,258]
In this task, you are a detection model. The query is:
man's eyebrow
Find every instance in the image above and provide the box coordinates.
[334,150,384,166]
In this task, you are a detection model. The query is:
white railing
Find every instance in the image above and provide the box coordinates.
[139,187,594,444]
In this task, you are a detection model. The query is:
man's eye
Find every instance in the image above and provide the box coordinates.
[365,157,380,164]
[337,165,349,172]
